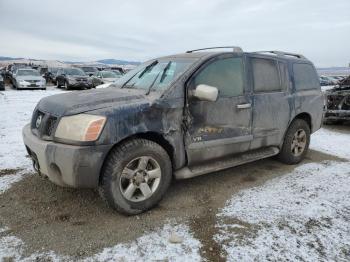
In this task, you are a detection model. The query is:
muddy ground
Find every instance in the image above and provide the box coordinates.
[0,138,345,261]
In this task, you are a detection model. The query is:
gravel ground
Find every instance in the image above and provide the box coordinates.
[0,87,349,261]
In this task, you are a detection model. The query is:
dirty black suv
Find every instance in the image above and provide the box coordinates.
[22,47,323,215]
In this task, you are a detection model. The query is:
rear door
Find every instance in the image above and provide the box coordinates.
[248,56,292,149]
[185,53,253,165]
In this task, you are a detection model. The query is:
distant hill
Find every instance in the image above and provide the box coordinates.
[0,56,23,61]
[317,67,350,76]
[96,59,140,66]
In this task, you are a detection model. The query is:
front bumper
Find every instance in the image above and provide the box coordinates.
[22,124,112,188]
[324,110,350,121]
[69,81,92,88]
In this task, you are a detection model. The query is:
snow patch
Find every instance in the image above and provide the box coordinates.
[0,90,63,171]
[87,223,201,262]
[0,224,201,261]
[216,161,350,261]
[311,128,350,159]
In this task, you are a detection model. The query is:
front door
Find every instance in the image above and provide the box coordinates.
[185,54,253,165]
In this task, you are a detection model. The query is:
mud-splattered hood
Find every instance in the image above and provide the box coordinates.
[37,87,157,116]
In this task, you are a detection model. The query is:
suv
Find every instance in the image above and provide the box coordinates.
[22,47,323,215]
[56,68,93,89]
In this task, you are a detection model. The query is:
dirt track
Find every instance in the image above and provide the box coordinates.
[0,146,345,260]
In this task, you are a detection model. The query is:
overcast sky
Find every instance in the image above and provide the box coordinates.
[0,0,349,67]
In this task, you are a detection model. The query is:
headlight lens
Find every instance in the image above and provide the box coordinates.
[19,80,30,86]
[55,114,106,142]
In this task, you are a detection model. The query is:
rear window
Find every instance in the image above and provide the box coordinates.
[293,63,319,90]
[252,58,281,92]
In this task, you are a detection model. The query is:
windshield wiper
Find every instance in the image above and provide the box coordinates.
[145,61,171,95]
[121,60,158,89]
[138,60,158,78]
[159,61,172,83]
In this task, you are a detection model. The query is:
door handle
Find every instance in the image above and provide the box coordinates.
[236,103,251,109]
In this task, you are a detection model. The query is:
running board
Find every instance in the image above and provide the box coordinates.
[175,147,279,180]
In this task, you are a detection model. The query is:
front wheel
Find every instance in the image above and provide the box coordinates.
[99,139,172,215]
[277,119,310,165]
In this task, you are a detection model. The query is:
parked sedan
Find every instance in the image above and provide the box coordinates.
[12,69,46,90]
[56,68,93,90]
[91,70,122,87]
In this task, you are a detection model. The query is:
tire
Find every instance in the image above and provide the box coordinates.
[99,139,172,215]
[56,80,61,88]
[277,119,310,165]
[64,81,70,90]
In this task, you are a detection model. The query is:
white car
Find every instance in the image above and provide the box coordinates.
[13,69,46,90]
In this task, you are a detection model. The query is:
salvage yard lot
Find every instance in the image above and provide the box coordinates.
[0,89,349,261]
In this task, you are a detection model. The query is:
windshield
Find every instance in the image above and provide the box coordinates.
[17,69,40,76]
[64,68,86,76]
[50,67,59,74]
[101,71,119,78]
[81,67,97,73]
[114,59,194,92]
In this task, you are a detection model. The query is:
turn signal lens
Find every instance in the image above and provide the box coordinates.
[84,118,106,141]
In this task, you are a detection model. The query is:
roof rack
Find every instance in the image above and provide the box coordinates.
[186,46,243,53]
[252,51,306,59]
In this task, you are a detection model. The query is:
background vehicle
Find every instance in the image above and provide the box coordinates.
[76,66,98,76]
[0,74,4,90]
[108,66,125,75]
[12,68,46,90]
[23,47,323,215]
[56,68,93,89]
[40,67,60,84]
[91,70,123,87]
[319,75,335,86]
[324,75,350,124]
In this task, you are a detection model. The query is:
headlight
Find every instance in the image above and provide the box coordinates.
[55,114,106,142]
[19,80,30,86]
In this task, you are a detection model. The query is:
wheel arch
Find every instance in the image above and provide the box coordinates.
[279,112,312,148]
[99,132,175,185]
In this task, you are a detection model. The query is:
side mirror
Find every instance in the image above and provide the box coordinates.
[193,84,218,102]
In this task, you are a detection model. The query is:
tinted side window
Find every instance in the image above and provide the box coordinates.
[252,58,281,92]
[194,57,244,97]
[293,63,319,90]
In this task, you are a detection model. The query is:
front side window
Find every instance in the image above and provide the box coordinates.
[252,58,281,92]
[193,57,244,97]
[293,63,319,90]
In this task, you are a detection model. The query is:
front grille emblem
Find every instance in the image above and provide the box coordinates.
[36,114,43,129]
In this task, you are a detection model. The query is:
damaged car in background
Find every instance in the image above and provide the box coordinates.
[22,47,323,215]
[324,75,350,124]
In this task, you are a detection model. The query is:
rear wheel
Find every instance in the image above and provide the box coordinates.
[277,119,310,164]
[99,139,172,215]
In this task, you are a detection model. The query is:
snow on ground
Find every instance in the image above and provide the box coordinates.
[0,90,63,171]
[310,127,349,159]
[0,89,349,261]
[0,90,63,193]
[216,128,350,261]
[0,224,201,262]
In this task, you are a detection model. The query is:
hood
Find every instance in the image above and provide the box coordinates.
[103,78,118,83]
[16,75,43,81]
[37,87,157,116]
[67,75,89,79]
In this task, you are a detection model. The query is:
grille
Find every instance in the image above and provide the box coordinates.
[31,109,58,140]
[27,80,40,83]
